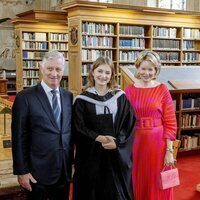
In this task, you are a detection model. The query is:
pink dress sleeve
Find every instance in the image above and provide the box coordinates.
[162,85,177,140]
[124,84,132,102]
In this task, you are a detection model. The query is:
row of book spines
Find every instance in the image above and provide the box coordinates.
[23,78,39,87]
[183,28,200,39]
[119,26,145,36]
[182,98,200,109]
[22,32,68,41]
[22,30,200,40]
[5,71,16,76]
[22,41,48,50]
[82,64,92,76]
[119,39,145,48]
[82,38,199,51]
[181,114,200,128]
[82,36,114,47]
[22,60,39,69]
[180,134,200,149]
[82,49,113,61]
[50,33,68,41]
[23,70,39,77]
[183,53,200,61]
[22,42,68,50]
[82,22,115,35]
[183,41,195,50]
[22,53,68,64]
[23,51,46,59]
[23,60,68,69]
[156,52,179,62]
[118,26,177,38]
[153,27,177,38]
[82,25,200,40]
[118,51,180,62]
[60,79,68,88]
[119,51,140,61]
[153,40,180,49]
[49,43,68,50]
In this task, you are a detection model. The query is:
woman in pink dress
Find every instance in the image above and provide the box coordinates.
[125,51,177,200]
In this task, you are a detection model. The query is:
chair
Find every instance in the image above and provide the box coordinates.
[173,139,181,161]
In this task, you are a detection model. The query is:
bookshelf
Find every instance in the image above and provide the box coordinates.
[4,69,16,95]
[152,26,181,65]
[120,66,200,153]
[1,67,16,95]
[12,10,68,92]
[81,22,117,86]
[62,1,200,95]
[0,80,8,99]
[118,24,151,67]
[182,28,200,65]
[170,84,200,152]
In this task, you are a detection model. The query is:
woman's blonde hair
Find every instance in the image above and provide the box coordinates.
[84,56,117,91]
[134,51,161,80]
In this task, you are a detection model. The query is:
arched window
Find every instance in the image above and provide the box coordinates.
[158,0,186,10]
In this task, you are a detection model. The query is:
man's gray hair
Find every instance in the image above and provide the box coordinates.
[41,50,65,68]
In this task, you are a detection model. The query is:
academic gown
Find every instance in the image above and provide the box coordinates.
[72,89,136,200]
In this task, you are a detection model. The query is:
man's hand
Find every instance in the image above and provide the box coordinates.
[18,173,37,191]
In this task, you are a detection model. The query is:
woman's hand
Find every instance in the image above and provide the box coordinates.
[164,150,174,166]
[101,136,117,150]
[95,135,107,143]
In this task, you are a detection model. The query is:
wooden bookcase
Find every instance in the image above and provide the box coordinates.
[12,10,68,92]
[0,79,8,99]
[120,66,200,153]
[170,89,200,153]
[62,1,200,95]
[1,67,16,95]
[5,69,16,95]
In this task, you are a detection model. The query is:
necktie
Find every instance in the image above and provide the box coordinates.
[51,90,61,129]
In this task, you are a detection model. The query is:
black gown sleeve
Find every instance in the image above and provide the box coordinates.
[115,93,136,148]
[112,93,136,200]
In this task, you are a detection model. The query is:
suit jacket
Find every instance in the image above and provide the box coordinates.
[11,83,73,185]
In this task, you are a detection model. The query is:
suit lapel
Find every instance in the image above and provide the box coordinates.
[36,83,58,129]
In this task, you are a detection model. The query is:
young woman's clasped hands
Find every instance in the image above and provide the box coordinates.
[96,135,117,149]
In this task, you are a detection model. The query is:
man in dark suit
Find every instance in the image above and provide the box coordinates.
[11,50,73,200]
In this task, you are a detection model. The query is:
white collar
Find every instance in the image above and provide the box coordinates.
[41,80,59,94]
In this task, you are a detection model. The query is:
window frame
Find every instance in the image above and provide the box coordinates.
[158,0,186,10]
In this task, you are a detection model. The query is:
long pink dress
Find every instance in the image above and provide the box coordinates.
[125,83,177,200]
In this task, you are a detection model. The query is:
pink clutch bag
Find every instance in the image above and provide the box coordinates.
[160,166,180,190]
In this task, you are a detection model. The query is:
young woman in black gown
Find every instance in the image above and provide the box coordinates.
[72,56,136,200]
